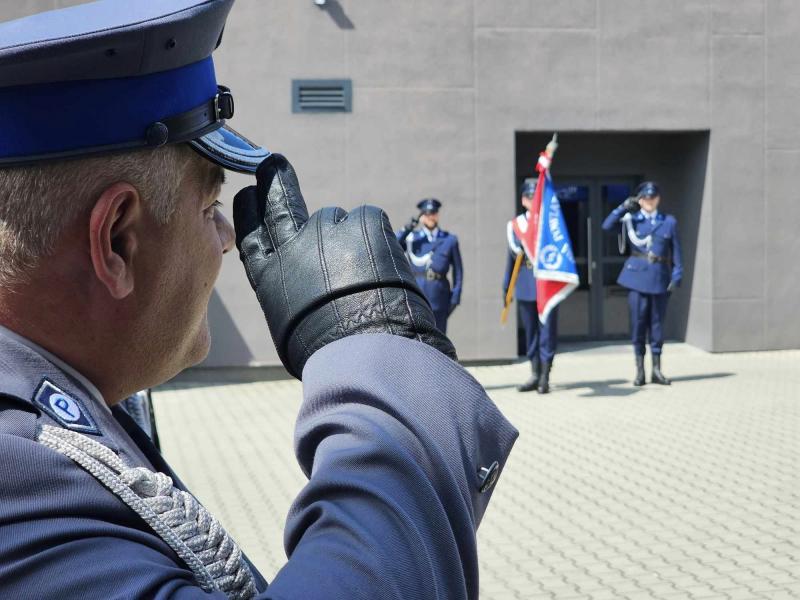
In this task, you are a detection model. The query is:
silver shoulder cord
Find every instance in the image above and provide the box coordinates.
[620,212,652,252]
[37,425,257,600]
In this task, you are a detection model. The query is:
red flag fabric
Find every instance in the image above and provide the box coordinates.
[512,150,579,323]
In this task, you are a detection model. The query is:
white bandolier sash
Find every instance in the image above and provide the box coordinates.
[621,213,653,250]
[37,425,258,600]
[405,232,433,268]
[506,217,524,256]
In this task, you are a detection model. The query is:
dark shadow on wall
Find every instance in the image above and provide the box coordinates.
[203,289,254,367]
[318,0,355,30]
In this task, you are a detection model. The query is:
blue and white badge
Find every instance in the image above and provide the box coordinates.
[33,379,100,435]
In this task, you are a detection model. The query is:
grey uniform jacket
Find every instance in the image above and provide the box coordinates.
[0,327,518,599]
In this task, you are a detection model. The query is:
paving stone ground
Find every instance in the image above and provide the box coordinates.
[153,343,800,599]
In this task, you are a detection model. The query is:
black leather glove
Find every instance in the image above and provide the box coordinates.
[623,196,640,213]
[233,154,457,378]
[402,215,420,235]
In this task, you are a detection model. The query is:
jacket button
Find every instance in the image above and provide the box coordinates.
[478,461,500,493]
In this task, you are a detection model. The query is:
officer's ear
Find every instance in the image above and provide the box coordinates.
[88,183,142,300]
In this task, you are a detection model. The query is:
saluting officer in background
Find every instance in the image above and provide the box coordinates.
[397,199,464,334]
[502,180,558,394]
[602,181,683,386]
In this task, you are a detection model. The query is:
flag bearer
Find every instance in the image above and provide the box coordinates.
[602,181,683,386]
[502,180,559,394]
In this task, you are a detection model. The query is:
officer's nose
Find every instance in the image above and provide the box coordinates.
[215,210,235,254]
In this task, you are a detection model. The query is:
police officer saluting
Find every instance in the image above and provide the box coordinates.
[502,180,558,394]
[397,198,464,334]
[602,181,683,386]
[0,2,516,598]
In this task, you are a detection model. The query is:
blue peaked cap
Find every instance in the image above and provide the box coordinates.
[416,198,442,214]
[0,0,269,173]
[636,181,660,198]
[520,179,537,198]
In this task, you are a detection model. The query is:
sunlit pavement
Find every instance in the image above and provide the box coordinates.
[154,343,800,599]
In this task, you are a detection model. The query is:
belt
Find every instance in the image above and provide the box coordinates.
[425,270,446,281]
[632,250,669,264]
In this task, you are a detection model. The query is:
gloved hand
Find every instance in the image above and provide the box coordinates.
[403,215,420,233]
[448,295,459,316]
[623,196,640,213]
[234,154,457,378]
[667,280,680,292]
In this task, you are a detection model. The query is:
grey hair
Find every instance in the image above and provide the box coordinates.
[0,144,199,287]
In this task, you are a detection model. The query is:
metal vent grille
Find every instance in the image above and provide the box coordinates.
[292,79,352,113]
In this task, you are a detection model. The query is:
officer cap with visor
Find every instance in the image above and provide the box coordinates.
[520,179,537,198]
[636,181,660,199]
[0,0,269,173]
[416,198,442,215]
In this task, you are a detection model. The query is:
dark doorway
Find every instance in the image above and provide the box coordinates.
[512,176,638,342]
[513,131,709,350]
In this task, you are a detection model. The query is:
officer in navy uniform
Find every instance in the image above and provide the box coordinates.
[0,2,517,598]
[397,198,464,334]
[502,180,558,394]
[602,181,683,386]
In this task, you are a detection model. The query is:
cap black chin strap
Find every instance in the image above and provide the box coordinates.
[145,85,235,147]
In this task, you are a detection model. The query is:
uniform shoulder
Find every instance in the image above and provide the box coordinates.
[663,213,678,225]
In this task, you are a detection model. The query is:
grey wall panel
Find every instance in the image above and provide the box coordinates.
[686,297,713,351]
[476,0,596,30]
[764,150,800,349]
[766,0,800,149]
[474,126,519,360]
[712,0,764,34]
[597,0,710,129]
[710,35,765,303]
[713,299,765,351]
[344,3,473,88]
[476,30,597,130]
[345,88,480,358]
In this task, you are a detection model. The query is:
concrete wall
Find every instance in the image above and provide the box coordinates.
[4,0,799,363]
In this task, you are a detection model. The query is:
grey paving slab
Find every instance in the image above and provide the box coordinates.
[153,343,800,599]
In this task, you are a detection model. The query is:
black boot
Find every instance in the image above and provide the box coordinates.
[517,359,540,392]
[537,362,552,394]
[634,354,646,386]
[651,354,671,385]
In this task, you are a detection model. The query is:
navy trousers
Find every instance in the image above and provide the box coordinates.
[518,301,558,364]
[628,290,669,356]
[433,309,449,334]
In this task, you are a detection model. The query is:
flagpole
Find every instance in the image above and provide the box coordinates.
[500,253,524,325]
[501,133,559,326]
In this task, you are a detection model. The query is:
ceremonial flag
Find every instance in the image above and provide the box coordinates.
[512,138,579,323]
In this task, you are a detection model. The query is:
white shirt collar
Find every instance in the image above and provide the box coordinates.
[640,209,658,222]
[423,226,439,242]
[0,323,110,413]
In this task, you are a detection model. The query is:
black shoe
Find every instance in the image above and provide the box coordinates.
[517,359,540,392]
[537,362,552,394]
[634,355,646,386]
[652,355,671,385]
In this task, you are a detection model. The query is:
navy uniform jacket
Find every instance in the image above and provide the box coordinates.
[397,228,464,312]
[502,214,536,302]
[602,204,683,295]
[0,326,516,599]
